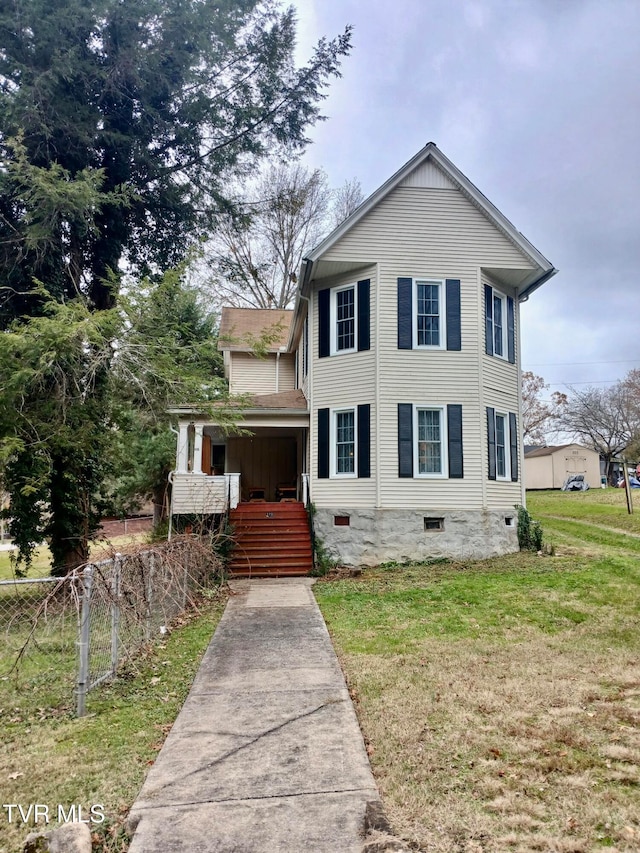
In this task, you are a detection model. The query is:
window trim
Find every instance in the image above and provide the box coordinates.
[330,283,357,356]
[413,405,448,478]
[494,410,510,480]
[330,407,358,478]
[492,290,508,360]
[413,278,446,350]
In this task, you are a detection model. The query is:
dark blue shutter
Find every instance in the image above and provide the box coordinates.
[487,407,496,480]
[509,411,518,481]
[398,404,413,477]
[507,296,515,364]
[447,405,464,479]
[357,279,370,352]
[318,408,329,478]
[397,278,413,350]
[484,284,493,356]
[318,289,330,358]
[445,279,461,351]
[357,404,371,478]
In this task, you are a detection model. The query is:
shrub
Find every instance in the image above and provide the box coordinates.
[516,504,544,551]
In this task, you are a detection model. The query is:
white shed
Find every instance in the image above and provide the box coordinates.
[524,444,601,490]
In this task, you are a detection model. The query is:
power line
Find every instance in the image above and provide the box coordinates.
[525,359,638,367]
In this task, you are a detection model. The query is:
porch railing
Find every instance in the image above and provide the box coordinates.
[169,472,240,516]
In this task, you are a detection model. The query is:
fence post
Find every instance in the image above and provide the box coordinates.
[110,555,121,677]
[76,564,93,718]
[145,553,154,642]
[183,549,189,609]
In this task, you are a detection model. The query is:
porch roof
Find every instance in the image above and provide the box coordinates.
[169,389,308,422]
[244,389,307,410]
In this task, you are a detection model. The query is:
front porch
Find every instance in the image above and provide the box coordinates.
[169,391,310,516]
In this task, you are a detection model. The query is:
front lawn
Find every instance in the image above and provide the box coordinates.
[314,498,640,851]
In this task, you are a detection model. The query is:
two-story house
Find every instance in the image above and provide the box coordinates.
[169,143,556,572]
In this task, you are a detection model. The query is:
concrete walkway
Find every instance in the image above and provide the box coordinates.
[127,579,380,852]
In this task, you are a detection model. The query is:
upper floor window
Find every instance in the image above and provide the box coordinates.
[318,279,370,358]
[333,285,356,353]
[415,280,443,348]
[484,284,515,363]
[398,277,461,351]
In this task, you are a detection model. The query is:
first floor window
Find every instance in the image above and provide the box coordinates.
[399,403,463,479]
[335,409,355,475]
[318,405,370,479]
[416,408,443,474]
[487,407,518,482]
[495,412,508,478]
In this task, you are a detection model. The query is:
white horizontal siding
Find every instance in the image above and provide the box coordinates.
[310,267,377,507]
[323,187,535,271]
[229,352,277,394]
[399,160,457,189]
[307,184,535,516]
[278,353,296,392]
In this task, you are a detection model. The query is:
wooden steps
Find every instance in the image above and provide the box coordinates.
[228,502,313,577]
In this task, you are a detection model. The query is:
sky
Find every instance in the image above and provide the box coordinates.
[291,0,640,399]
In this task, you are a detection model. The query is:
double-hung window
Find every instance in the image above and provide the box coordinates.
[398,404,463,479]
[318,404,371,479]
[492,292,506,358]
[319,279,370,357]
[334,286,355,352]
[335,409,355,475]
[415,280,442,348]
[484,283,515,362]
[487,407,518,482]
[397,277,461,351]
[495,412,508,478]
[415,407,445,476]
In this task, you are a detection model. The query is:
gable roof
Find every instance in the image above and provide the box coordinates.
[218,307,292,352]
[524,443,594,459]
[291,143,556,349]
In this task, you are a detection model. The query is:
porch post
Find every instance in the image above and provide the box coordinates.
[227,474,241,509]
[177,424,190,472]
[192,425,204,474]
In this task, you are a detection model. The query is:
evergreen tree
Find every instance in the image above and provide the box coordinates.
[0,0,351,572]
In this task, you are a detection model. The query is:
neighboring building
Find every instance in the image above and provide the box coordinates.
[524,444,602,490]
[170,142,557,567]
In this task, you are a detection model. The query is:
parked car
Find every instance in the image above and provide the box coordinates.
[561,474,589,491]
[616,476,640,489]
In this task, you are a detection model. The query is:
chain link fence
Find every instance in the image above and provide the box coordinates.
[0,575,80,713]
[0,535,225,717]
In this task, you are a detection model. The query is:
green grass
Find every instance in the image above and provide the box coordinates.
[0,545,51,580]
[0,590,227,853]
[527,488,640,535]
[314,491,640,852]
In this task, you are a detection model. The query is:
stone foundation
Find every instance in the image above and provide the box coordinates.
[313,507,519,566]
